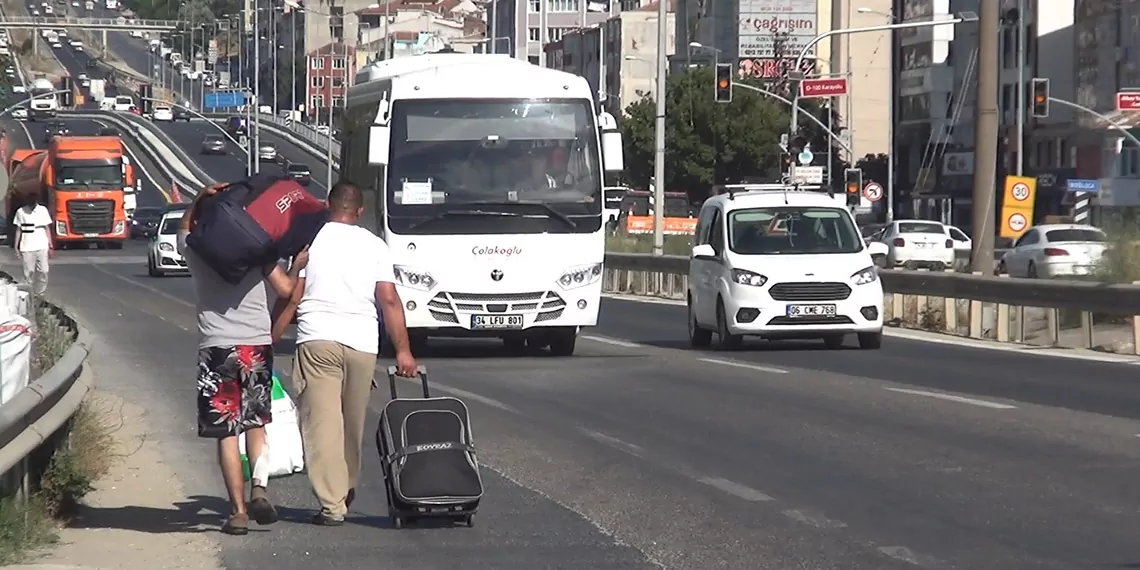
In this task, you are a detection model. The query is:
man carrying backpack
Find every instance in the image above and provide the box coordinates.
[178,183,308,535]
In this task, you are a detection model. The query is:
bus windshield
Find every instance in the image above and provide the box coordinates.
[385,98,602,235]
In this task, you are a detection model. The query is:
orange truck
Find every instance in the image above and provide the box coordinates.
[6,136,131,248]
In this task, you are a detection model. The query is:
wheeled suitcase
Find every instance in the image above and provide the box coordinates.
[376,366,482,528]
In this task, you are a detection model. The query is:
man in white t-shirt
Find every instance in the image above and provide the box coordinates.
[12,199,53,295]
[271,180,417,526]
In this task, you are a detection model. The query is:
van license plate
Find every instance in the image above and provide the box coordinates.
[786,304,837,317]
[472,314,523,329]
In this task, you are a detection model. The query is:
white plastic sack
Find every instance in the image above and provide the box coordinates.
[0,312,32,405]
[239,376,305,481]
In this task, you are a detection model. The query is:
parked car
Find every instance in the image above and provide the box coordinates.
[997,224,1107,278]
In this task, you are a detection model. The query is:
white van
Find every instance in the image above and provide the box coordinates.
[686,184,887,350]
[112,95,134,111]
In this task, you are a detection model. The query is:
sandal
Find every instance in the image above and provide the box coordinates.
[221,512,249,535]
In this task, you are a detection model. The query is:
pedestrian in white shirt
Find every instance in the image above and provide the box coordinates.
[13,199,53,295]
[271,180,417,526]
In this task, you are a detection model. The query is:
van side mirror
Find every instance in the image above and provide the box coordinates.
[367,126,389,165]
[866,241,888,257]
[692,243,717,260]
[597,112,624,173]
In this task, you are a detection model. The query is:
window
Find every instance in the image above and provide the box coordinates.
[546,0,578,12]
[529,0,539,11]
[310,57,324,70]
[332,57,346,69]
[708,211,724,254]
[898,221,946,234]
[310,94,324,109]
[332,77,344,88]
[311,76,324,87]
[695,206,718,245]
[332,96,344,107]
[528,27,540,41]
[1044,229,1105,243]
[728,207,861,255]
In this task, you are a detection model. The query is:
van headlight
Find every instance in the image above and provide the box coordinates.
[851,266,878,285]
[558,263,602,290]
[393,265,436,291]
[731,268,768,287]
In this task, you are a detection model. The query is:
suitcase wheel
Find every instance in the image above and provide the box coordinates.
[391,515,403,529]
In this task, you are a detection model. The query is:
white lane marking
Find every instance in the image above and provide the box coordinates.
[401,377,519,414]
[602,292,1140,365]
[698,357,788,374]
[877,546,945,568]
[581,335,643,348]
[695,476,775,502]
[577,428,647,458]
[88,263,195,309]
[884,387,1017,410]
[781,508,847,529]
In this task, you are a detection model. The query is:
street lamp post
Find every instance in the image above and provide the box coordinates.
[856,6,897,221]
[787,15,978,165]
[649,0,666,256]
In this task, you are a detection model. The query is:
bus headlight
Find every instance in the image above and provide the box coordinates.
[393,265,436,292]
[558,263,602,290]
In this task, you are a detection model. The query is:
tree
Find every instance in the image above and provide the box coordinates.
[621,66,790,203]
[856,153,888,186]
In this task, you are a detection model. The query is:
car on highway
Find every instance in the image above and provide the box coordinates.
[997,224,1107,279]
[69,39,83,51]
[112,95,133,111]
[686,186,887,351]
[11,107,27,121]
[97,127,119,136]
[257,142,278,162]
[49,39,61,49]
[130,206,163,239]
[12,84,24,94]
[85,59,96,69]
[151,105,174,121]
[873,220,956,271]
[77,72,89,87]
[30,8,39,15]
[285,162,311,186]
[223,115,246,137]
[147,210,188,276]
[172,107,191,121]
[42,121,69,142]
[200,134,225,154]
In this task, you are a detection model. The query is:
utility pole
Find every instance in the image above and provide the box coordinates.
[1014,0,1026,176]
[970,0,999,274]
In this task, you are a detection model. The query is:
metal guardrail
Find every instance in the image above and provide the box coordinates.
[0,277,92,495]
[0,16,181,30]
[198,112,341,171]
[603,252,1140,352]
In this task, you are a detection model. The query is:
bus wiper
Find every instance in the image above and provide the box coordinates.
[408,208,521,230]
[465,200,577,228]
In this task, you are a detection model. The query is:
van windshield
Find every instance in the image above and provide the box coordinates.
[728,207,863,255]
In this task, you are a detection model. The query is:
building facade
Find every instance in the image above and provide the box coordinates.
[305,42,357,120]
[489,0,615,63]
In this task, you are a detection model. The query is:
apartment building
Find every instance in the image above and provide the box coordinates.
[305,42,357,119]
[488,0,615,63]
[544,0,674,112]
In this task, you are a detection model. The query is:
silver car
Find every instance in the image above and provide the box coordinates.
[258,143,277,162]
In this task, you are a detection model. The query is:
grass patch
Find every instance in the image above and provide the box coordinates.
[605,232,692,255]
[0,308,110,564]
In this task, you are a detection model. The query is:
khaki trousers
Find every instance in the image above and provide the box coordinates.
[292,340,377,518]
[21,249,48,296]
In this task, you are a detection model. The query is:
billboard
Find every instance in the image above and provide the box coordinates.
[736,57,815,79]
[738,0,818,58]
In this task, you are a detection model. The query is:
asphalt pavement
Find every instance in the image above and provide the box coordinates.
[20,17,1140,570]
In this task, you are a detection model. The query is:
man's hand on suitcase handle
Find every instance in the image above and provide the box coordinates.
[394,351,418,378]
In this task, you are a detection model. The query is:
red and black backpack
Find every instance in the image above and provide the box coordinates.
[186,173,328,284]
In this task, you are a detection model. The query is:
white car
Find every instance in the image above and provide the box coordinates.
[78,73,89,87]
[875,219,956,271]
[13,84,25,93]
[147,210,188,276]
[151,105,173,121]
[12,107,27,120]
[49,41,61,49]
[258,142,277,162]
[69,39,82,51]
[43,5,52,13]
[998,224,1107,279]
[687,186,887,350]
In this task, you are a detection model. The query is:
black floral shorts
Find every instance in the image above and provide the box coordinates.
[196,345,274,438]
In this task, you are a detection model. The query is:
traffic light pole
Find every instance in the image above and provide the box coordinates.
[1046,97,1140,149]
[732,82,852,153]
[1014,0,1026,176]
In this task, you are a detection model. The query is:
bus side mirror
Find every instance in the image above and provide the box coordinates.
[368,125,389,166]
[597,112,624,173]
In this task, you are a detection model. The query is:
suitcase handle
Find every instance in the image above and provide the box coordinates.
[387,365,429,399]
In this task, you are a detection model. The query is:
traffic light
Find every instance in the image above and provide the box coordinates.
[1031,78,1049,118]
[714,63,732,103]
[845,168,863,194]
[779,151,794,172]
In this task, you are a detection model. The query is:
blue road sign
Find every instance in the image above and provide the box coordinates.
[204,90,246,109]
[1065,179,1100,194]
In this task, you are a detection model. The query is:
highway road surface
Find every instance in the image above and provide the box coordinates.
[10,22,1140,570]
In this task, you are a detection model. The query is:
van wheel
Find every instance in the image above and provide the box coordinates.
[688,299,712,347]
[857,332,882,350]
[715,299,742,350]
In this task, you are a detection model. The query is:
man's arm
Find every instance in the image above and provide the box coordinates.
[12,209,21,253]
[376,281,411,355]
[270,275,304,342]
[38,207,53,251]
[263,248,308,300]
[179,183,226,232]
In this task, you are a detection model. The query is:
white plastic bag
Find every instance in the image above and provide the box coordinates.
[239,374,305,481]
[0,312,32,405]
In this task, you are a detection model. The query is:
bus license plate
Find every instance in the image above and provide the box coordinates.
[786,304,837,317]
[471,314,524,329]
